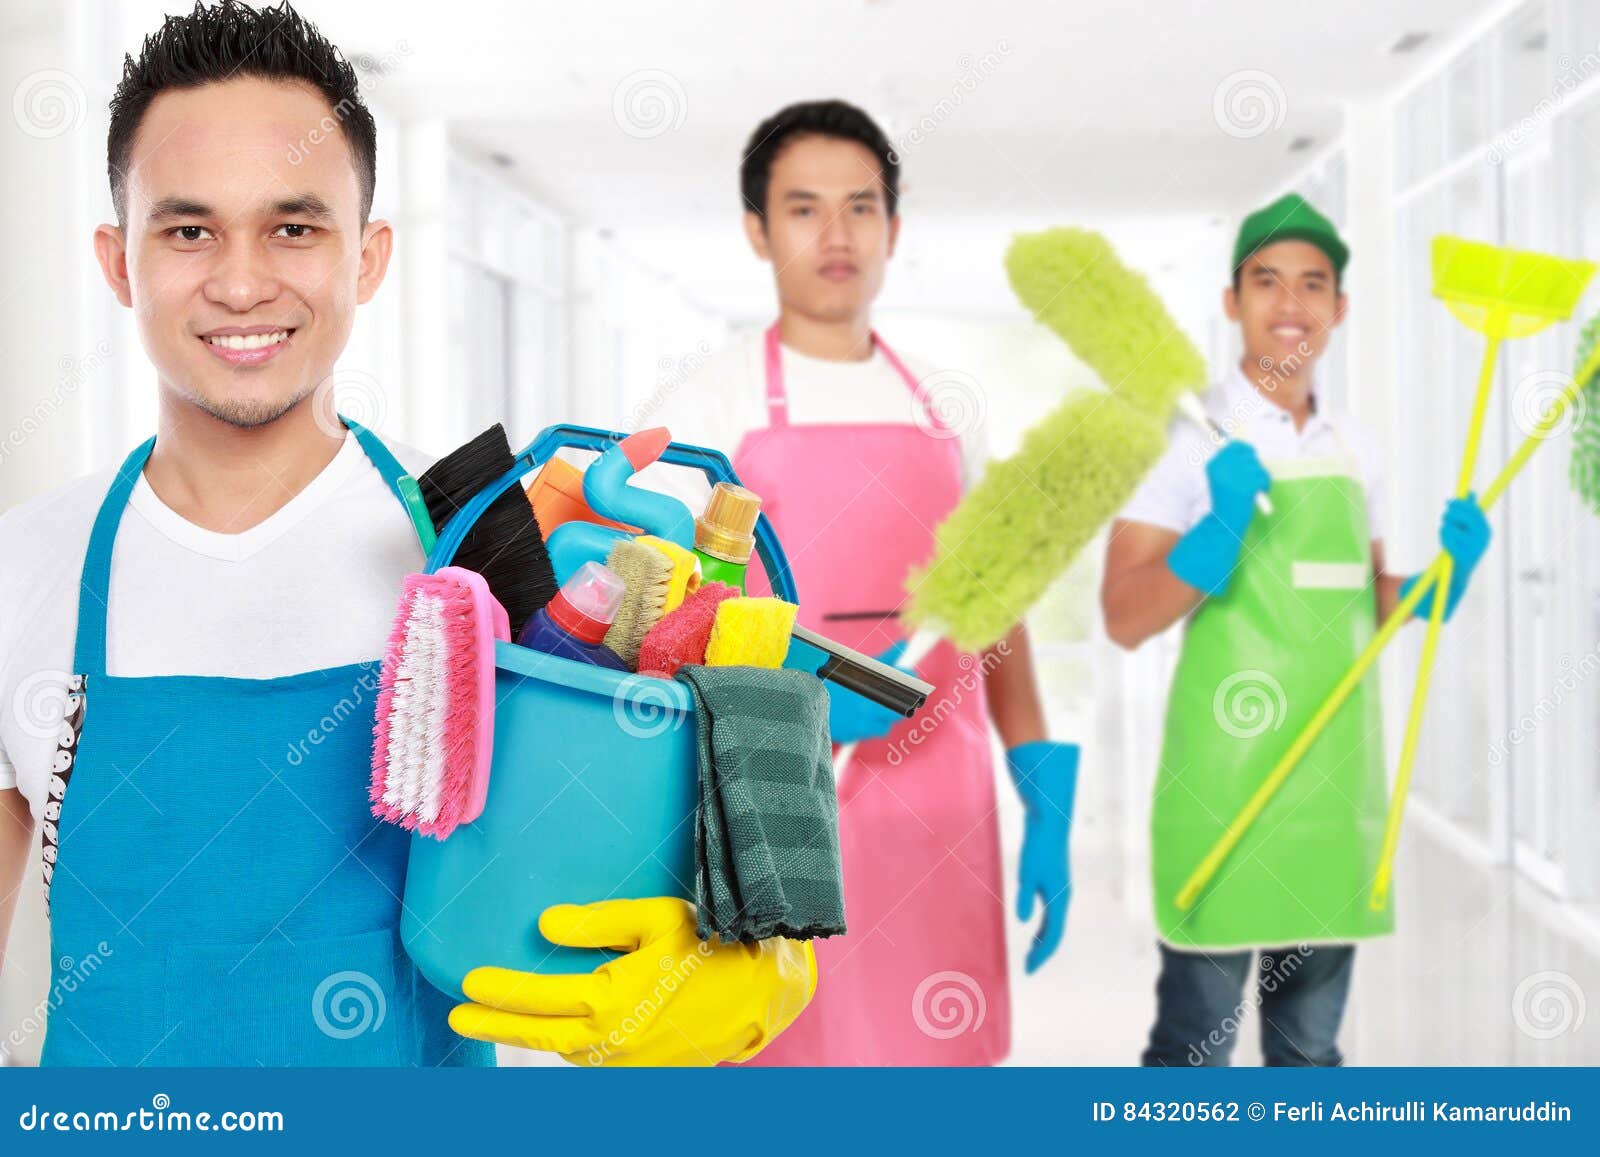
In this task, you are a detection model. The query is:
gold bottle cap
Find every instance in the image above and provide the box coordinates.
[695,482,762,564]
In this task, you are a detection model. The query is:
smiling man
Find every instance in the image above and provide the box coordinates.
[1101,194,1491,1067]
[0,0,812,1068]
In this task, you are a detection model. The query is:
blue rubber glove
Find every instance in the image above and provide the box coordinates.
[823,640,915,745]
[1167,441,1272,597]
[1400,493,1491,622]
[1007,740,1079,975]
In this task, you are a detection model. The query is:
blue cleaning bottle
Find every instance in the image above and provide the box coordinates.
[515,561,629,670]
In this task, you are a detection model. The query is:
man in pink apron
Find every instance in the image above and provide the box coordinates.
[645,100,1082,1065]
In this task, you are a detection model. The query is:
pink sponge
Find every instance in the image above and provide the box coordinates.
[636,581,740,678]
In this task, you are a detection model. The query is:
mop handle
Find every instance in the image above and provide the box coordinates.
[831,625,945,776]
[1175,354,1596,912]
[1368,335,1501,911]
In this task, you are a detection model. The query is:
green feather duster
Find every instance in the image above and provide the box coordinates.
[904,389,1167,651]
[899,228,1203,652]
[1569,310,1600,516]
[1005,227,1208,415]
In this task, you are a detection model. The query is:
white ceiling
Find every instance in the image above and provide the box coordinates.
[305,0,1506,220]
[109,0,1509,318]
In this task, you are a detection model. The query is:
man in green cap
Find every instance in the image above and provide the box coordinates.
[1100,194,1491,1065]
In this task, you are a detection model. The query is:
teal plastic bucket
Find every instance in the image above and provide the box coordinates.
[399,425,798,999]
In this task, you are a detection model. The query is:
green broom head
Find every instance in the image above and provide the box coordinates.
[904,388,1168,651]
[1569,308,1600,515]
[1005,227,1208,417]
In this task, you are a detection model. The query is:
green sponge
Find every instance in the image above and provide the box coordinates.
[1005,227,1207,417]
[1569,310,1600,516]
[904,389,1167,651]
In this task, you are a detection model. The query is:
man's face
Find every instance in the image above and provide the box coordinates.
[1224,239,1345,377]
[744,134,898,324]
[96,77,389,429]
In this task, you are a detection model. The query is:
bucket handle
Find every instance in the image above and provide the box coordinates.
[425,423,799,603]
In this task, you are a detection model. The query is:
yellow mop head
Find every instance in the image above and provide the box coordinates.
[705,597,798,668]
[1005,227,1207,416]
[904,389,1168,652]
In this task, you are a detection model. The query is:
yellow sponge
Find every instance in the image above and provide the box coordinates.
[637,535,700,614]
[705,597,798,668]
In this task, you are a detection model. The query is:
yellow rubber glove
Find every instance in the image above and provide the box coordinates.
[447,896,817,1066]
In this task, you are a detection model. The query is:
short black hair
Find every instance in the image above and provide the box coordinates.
[739,100,899,221]
[108,0,376,224]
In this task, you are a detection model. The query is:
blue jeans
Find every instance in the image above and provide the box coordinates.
[1142,942,1355,1066]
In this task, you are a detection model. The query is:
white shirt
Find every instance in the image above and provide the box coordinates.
[1118,364,1386,539]
[632,330,988,509]
[0,430,433,818]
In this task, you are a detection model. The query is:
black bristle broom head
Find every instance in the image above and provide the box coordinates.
[418,424,558,635]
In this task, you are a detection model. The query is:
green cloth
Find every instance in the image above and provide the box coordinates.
[676,664,845,943]
[1233,193,1349,278]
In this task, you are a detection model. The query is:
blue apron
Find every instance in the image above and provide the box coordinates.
[40,419,494,1067]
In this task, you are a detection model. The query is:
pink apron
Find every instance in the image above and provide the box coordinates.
[738,324,1010,1066]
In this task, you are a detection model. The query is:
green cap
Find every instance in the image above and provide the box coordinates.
[1232,193,1349,278]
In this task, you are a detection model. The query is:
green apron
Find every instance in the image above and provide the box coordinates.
[1152,450,1395,949]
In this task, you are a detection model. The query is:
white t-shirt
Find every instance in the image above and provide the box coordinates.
[0,429,432,818]
[632,329,988,508]
[1119,364,1387,540]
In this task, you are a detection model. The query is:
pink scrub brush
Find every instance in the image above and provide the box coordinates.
[636,581,739,678]
[371,566,509,839]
